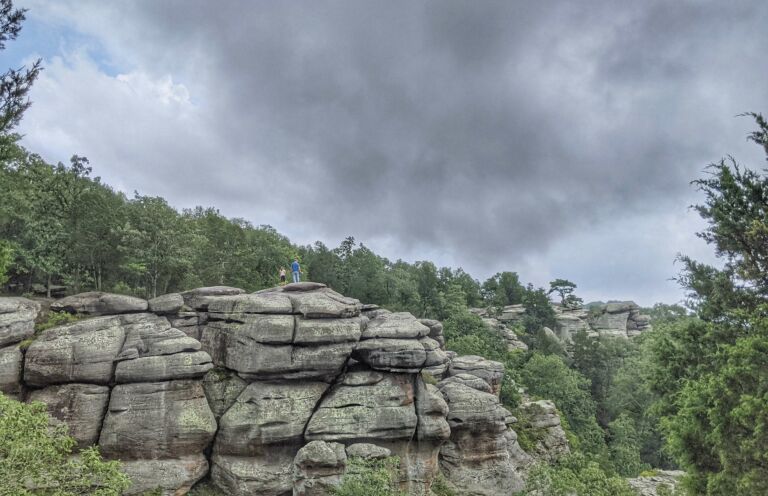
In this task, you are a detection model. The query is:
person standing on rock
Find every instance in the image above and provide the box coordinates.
[291,258,302,283]
[279,267,287,285]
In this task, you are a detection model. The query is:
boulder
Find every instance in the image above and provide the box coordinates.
[99,380,217,459]
[305,370,417,442]
[283,282,327,292]
[205,315,296,345]
[438,381,523,495]
[0,344,23,396]
[438,373,493,394]
[215,381,329,456]
[353,338,426,372]
[517,400,570,463]
[181,286,246,311]
[202,368,247,420]
[50,292,147,316]
[207,293,293,315]
[448,355,505,396]
[115,350,213,383]
[148,293,184,314]
[362,312,430,339]
[628,470,685,496]
[202,323,354,381]
[293,441,347,496]
[345,443,392,460]
[27,383,110,448]
[121,455,209,496]
[24,315,126,386]
[415,379,450,442]
[117,313,200,359]
[169,312,203,340]
[294,316,362,345]
[420,337,449,368]
[283,288,362,318]
[211,449,296,496]
[0,297,39,347]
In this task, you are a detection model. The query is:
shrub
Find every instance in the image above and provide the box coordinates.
[523,453,635,496]
[331,456,404,496]
[35,312,83,333]
[0,393,130,495]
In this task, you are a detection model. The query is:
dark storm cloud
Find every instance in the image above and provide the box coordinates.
[19,0,768,300]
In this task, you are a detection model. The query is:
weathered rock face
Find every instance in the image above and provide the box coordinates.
[628,470,685,496]
[0,297,39,348]
[516,399,570,464]
[437,376,524,495]
[2,287,543,495]
[448,355,505,397]
[474,299,652,344]
[293,441,347,496]
[28,383,110,448]
[50,292,148,316]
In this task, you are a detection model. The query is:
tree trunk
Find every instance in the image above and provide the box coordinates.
[46,273,51,298]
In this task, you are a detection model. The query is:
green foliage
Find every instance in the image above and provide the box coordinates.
[481,271,524,311]
[548,278,583,309]
[607,413,650,477]
[331,456,404,496]
[520,284,558,343]
[523,453,636,496]
[571,331,635,426]
[0,0,42,137]
[444,309,506,362]
[520,353,607,457]
[0,392,130,495]
[429,473,457,496]
[35,312,82,332]
[645,113,768,493]
[0,240,11,286]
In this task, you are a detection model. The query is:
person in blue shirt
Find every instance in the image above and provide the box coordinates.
[291,258,301,283]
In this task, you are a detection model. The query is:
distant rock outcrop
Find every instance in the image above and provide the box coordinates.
[474,300,652,344]
[628,470,684,495]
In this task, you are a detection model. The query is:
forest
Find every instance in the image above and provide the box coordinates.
[2,1,768,494]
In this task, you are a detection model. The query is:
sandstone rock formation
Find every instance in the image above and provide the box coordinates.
[628,470,685,496]
[0,284,556,495]
[516,399,570,464]
[474,299,652,344]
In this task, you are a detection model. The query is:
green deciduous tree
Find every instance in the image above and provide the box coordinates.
[520,353,607,457]
[523,452,636,496]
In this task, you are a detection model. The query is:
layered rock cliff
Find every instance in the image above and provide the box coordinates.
[0,283,556,495]
[474,300,652,344]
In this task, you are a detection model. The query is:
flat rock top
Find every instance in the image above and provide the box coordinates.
[450,355,504,372]
[181,286,245,297]
[51,292,148,316]
[281,282,327,292]
[0,297,40,315]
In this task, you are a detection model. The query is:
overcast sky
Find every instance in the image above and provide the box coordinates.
[6,0,768,305]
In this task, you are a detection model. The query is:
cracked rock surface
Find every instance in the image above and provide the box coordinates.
[0,285,544,495]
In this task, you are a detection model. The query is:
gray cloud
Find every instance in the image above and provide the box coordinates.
[17,0,768,304]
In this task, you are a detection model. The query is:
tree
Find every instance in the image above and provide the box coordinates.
[548,278,583,309]
[482,271,524,310]
[647,113,768,494]
[0,239,11,286]
[519,353,607,457]
[523,452,636,496]
[331,457,404,496]
[0,393,130,495]
[0,0,42,139]
[607,413,649,477]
